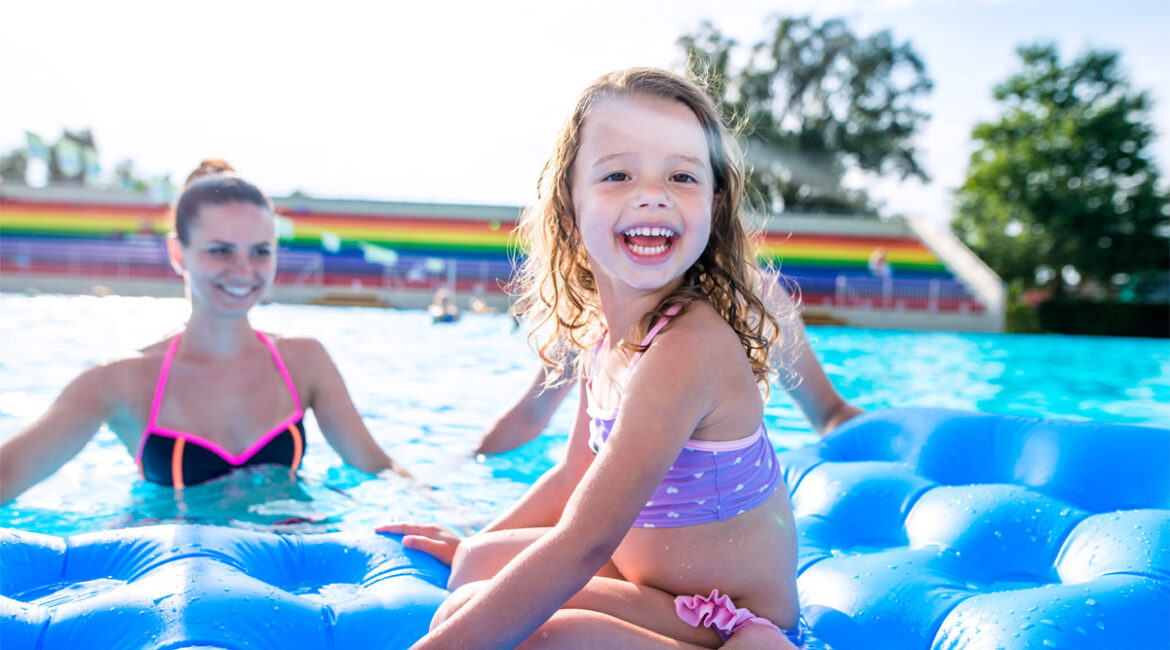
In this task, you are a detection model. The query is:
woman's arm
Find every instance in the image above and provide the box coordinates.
[380,378,596,567]
[480,379,594,533]
[0,364,117,505]
[475,365,575,454]
[289,338,411,478]
[760,272,863,436]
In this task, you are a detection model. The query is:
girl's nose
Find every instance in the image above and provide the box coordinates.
[634,179,670,209]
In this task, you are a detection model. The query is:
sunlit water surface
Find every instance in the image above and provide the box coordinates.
[1,293,1166,537]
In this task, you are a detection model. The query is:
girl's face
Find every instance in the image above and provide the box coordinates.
[169,201,276,317]
[570,94,714,298]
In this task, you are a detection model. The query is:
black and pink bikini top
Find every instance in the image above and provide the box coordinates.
[135,331,305,488]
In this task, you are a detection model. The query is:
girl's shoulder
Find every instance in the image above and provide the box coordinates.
[662,301,744,349]
[647,302,750,370]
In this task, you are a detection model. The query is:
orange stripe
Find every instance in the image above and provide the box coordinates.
[289,423,303,480]
[171,437,186,490]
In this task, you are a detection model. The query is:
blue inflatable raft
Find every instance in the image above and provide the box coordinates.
[2,408,1167,649]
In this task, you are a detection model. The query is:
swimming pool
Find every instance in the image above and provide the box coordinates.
[1,293,1166,537]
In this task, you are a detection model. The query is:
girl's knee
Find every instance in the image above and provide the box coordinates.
[516,610,599,650]
[431,581,486,630]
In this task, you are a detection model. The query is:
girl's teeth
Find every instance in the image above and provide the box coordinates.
[630,243,669,255]
[623,226,675,237]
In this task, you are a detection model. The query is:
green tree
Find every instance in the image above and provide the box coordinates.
[953,43,1169,298]
[678,16,933,214]
[0,149,28,183]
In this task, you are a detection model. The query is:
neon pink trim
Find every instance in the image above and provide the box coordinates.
[683,423,766,451]
[136,334,183,464]
[144,419,302,466]
[135,330,305,466]
[255,332,303,413]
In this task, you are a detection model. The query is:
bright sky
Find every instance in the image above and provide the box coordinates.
[3,0,1167,224]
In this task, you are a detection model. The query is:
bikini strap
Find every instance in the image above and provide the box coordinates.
[256,331,304,413]
[628,304,683,369]
[147,333,183,428]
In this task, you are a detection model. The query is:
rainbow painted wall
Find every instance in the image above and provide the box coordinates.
[0,186,981,315]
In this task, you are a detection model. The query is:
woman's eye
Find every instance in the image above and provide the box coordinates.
[252,248,272,259]
[209,248,231,258]
[602,172,629,182]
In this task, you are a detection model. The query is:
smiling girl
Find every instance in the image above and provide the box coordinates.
[382,68,804,649]
[0,170,410,503]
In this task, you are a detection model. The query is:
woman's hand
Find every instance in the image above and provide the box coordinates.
[376,522,464,566]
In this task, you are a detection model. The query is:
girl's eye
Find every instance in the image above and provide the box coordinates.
[671,173,697,183]
[602,172,629,182]
[209,248,232,258]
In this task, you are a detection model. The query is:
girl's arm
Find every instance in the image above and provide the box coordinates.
[289,338,411,478]
[413,325,717,649]
[0,364,117,505]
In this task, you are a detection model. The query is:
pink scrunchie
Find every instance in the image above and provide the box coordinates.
[674,589,784,642]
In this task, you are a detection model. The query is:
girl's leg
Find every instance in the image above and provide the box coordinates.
[561,577,798,649]
[517,609,713,649]
[449,527,623,589]
[435,579,796,649]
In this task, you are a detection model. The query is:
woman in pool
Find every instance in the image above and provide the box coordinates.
[385,68,811,648]
[0,171,411,505]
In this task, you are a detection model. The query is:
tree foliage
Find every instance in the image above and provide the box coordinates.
[678,16,933,214]
[953,43,1169,297]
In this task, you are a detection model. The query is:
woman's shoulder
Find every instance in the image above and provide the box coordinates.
[262,334,334,370]
[70,341,169,400]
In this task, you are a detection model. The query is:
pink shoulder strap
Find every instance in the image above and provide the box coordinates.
[255,332,303,412]
[147,334,183,428]
[628,304,683,369]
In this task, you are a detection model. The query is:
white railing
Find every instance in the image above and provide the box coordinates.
[906,217,1005,319]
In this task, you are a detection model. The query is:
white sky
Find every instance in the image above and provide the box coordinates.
[2,0,1167,224]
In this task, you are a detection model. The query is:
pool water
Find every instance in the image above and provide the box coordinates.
[1,293,1167,537]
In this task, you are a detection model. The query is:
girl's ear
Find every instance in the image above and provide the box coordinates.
[166,233,186,276]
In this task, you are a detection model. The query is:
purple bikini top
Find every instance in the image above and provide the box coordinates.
[586,306,782,528]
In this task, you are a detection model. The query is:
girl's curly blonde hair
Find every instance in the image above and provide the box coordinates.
[511,67,783,389]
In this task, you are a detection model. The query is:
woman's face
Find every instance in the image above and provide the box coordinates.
[173,201,276,317]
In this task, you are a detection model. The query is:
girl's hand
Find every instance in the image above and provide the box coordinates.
[376,522,463,566]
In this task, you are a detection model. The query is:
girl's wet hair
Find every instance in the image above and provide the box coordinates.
[173,172,272,245]
[512,67,784,387]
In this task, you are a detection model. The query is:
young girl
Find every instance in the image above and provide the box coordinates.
[0,168,412,503]
[383,68,802,649]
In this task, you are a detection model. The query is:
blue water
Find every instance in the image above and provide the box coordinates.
[0,293,1166,536]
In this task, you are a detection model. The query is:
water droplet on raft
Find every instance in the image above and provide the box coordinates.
[1085,598,1097,606]
[1021,623,1034,630]
[1043,640,1058,648]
